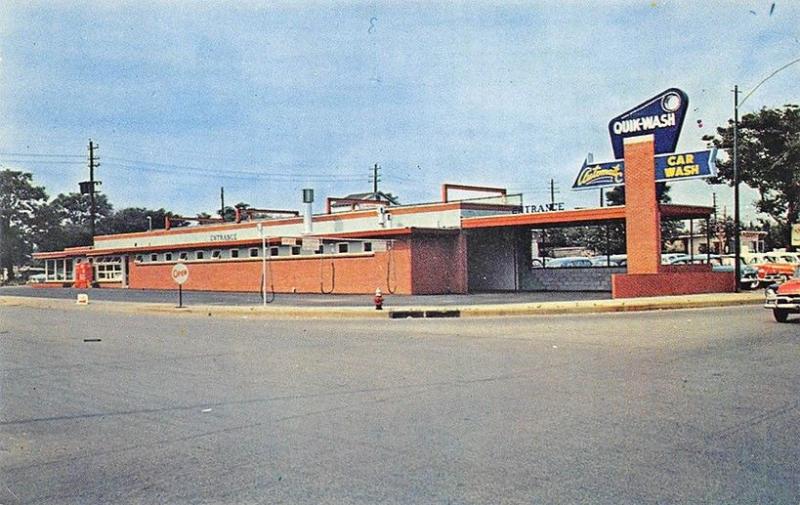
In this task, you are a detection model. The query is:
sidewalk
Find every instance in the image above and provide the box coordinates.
[0,290,764,319]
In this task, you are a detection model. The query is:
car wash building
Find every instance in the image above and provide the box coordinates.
[32,88,735,298]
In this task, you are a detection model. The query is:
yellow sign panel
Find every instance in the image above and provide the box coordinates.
[792,223,800,246]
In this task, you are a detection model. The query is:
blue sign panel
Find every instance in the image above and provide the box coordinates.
[572,160,625,190]
[608,88,688,159]
[572,149,717,190]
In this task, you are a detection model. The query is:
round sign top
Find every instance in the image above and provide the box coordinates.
[171,262,189,285]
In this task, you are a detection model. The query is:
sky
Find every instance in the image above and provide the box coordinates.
[1,0,798,221]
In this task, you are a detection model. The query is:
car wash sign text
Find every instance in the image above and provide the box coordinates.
[609,88,688,159]
[573,149,718,190]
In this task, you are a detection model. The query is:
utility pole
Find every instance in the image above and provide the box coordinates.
[371,163,381,195]
[549,178,555,206]
[88,140,100,238]
[733,85,741,292]
[220,187,225,220]
[712,192,717,223]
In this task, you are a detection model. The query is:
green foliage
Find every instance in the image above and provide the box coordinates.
[48,192,114,247]
[703,104,800,248]
[604,182,672,206]
[541,224,626,256]
[0,170,49,280]
[99,208,177,235]
[218,202,250,222]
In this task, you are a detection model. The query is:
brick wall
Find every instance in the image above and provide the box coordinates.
[521,267,626,291]
[128,246,414,294]
[612,271,735,298]
[410,233,468,294]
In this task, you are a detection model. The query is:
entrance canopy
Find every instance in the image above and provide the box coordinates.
[461,204,713,230]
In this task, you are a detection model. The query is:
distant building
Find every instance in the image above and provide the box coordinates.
[674,230,767,255]
[328,191,400,213]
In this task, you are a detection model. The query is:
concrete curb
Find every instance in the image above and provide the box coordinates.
[0,292,764,320]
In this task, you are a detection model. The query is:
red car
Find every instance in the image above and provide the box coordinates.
[757,262,797,285]
[764,270,800,322]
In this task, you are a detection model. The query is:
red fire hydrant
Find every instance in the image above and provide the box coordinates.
[374,288,384,311]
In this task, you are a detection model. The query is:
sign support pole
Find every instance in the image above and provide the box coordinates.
[733,84,741,293]
[623,134,661,275]
[178,284,183,308]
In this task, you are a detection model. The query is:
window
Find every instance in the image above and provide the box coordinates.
[136,255,143,263]
[291,246,301,256]
[363,242,372,252]
[179,252,188,261]
[212,250,222,259]
[195,251,204,260]
[338,243,349,254]
[94,256,123,281]
[165,252,173,261]
[150,254,158,262]
[230,249,239,258]
[270,247,279,257]
[249,248,259,258]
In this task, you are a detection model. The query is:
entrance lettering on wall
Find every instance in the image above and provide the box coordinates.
[512,203,566,214]
[210,233,238,242]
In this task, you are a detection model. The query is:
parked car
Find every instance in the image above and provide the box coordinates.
[661,253,692,264]
[755,258,796,286]
[27,273,46,283]
[544,256,593,268]
[589,255,626,267]
[714,255,760,290]
[764,267,800,322]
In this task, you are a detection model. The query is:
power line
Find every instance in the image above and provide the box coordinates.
[103,156,365,180]
[102,161,366,182]
[0,159,86,165]
[0,151,84,158]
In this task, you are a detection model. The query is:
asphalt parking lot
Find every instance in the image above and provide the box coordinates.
[2,304,798,504]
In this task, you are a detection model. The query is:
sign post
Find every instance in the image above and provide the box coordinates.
[171,262,189,308]
[257,224,266,306]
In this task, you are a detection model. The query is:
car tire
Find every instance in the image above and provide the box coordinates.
[748,280,760,290]
[773,308,789,323]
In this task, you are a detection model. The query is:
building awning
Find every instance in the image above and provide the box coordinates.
[461,204,713,230]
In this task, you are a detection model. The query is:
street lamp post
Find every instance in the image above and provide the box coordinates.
[732,56,800,293]
[733,85,741,292]
[257,223,266,306]
[146,216,153,231]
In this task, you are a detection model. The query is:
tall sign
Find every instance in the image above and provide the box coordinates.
[572,149,718,190]
[792,223,800,246]
[608,88,688,160]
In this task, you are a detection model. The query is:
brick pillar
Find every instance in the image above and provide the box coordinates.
[623,135,661,274]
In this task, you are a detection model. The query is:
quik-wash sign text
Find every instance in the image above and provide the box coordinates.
[608,88,688,159]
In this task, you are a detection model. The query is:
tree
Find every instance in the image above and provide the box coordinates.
[605,182,671,206]
[703,104,800,249]
[604,183,681,251]
[99,207,177,235]
[0,170,48,281]
[48,192,114,248]
[218,202,250,222]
